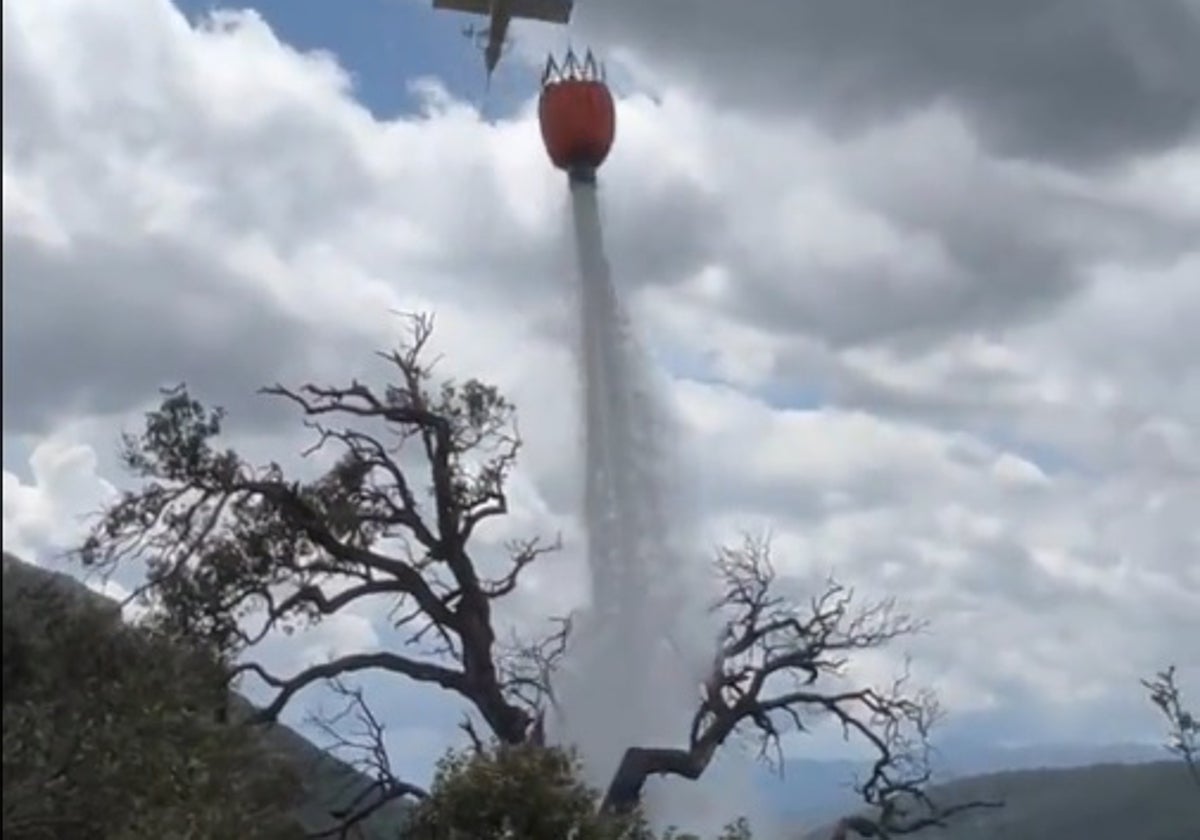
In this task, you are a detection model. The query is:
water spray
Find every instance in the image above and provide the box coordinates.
[537,49,717,826]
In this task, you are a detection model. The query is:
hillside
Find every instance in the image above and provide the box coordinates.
[239,695,413,838]
[798,760,1200,840]
[759,741,1170,825]
[7,551,1198,839]
[1,553,411,839]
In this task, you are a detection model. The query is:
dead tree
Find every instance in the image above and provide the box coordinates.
[601,535,1001,834]
[1144,665,1200,791]
[74,314,566,831]
[77,316,995,833]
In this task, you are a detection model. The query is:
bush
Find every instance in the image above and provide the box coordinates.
[406,741,752,840]
[2,562,303,839]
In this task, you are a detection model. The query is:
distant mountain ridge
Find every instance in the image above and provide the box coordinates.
[796,760,1200,840]
[2,552,411,840]
[759,739,1168,825]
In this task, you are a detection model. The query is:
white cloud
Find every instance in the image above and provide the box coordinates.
[2,435,117,561]
[3,0,1198,790]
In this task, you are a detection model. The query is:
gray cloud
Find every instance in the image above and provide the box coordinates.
[586,0,1200,167]
[603,174,724,291]
[1,233,316,434]
[622,111,1198,382]
[4,0,1198,769]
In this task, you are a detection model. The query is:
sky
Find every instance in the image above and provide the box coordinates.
[4,0,1200,811]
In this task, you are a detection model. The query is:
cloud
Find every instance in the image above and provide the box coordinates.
[2,435,117,561]
[581,0,1200,168]
[3,0,1198,789]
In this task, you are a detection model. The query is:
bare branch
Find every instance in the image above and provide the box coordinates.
[496,614,573,725]
[305,677,429,839]
[1144,665,1200,790]
[459,716,486,756]
[234,654,467,725]
[602,533,1000,835]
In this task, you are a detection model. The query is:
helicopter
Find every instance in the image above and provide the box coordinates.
[433,0,574,80]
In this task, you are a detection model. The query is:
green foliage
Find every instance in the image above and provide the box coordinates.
[405,742,753,840]
[1,561,303,839]
[406,743,634,840]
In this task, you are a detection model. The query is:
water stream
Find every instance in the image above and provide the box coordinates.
[554,177,721,828]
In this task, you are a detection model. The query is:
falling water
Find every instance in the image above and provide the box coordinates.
[552,176,725,830]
